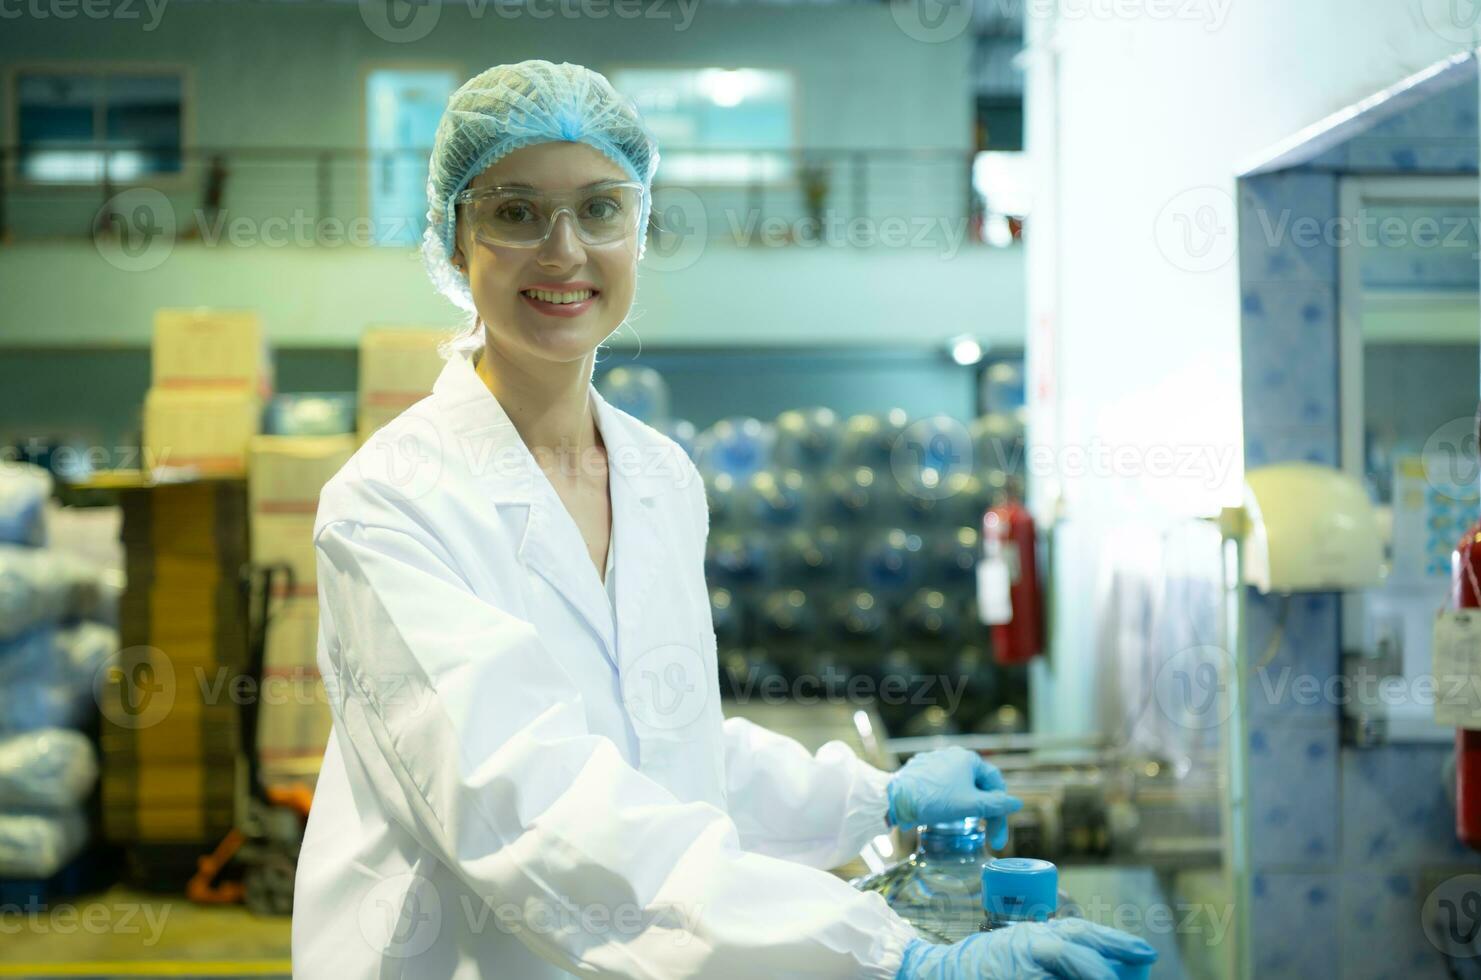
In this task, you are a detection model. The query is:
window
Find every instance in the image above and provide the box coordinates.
[366,68,457,246]
[17,70,183,183]
[972,151,1029,247]
[609,68,795,184]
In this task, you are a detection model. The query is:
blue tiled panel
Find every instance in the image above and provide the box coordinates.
[1338,872,1453,980]
[1237,55,1481,980]
[1304,141,1350,171]
[1358,201,1481,292]
[1343,76,1479,173]
[1244,425,1340,468]
[1247,716,1339,866]
[1239,279,1338,433]
[1245,591,1339,722]
[1239,173,1339,283]
[1250,871,1338,979]
[1341,745,1481,866]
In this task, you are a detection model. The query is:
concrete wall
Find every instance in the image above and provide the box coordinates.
[1,0,1021,350]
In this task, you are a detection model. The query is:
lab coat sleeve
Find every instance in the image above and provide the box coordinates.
[679,457,894,870]
[721,716,894,870]
[314,516,918,979]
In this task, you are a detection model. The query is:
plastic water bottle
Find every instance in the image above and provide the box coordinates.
[981,857,1150,980]
[851,819,990,944]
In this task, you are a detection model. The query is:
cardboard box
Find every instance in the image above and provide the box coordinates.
[143,387,261,476]
[259,595,331,784]
[152,308,270,395]
[358,327,450,440]
[248,436,354,590]
[249,436,355,511]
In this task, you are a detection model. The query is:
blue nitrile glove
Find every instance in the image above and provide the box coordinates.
[886,747,1022,850]
[894,919,1158,980]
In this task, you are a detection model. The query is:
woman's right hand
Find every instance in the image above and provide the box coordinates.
[894,919,1157,979]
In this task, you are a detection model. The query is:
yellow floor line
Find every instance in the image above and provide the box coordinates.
[0,961,291,977]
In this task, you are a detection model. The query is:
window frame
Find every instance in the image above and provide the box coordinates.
[358,59,462,248]
[602,62,803,192]
[5,60,195,192]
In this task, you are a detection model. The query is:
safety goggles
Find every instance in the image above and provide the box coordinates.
[453,180,644,248]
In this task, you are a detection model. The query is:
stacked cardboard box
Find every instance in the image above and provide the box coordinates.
[248,436,355,785]
[101,480,248,846]
[143,309,269,476]
[357,327,448,441]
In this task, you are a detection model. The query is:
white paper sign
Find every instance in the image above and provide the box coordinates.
[1434,609,1481,728]
[977,557,1012,626]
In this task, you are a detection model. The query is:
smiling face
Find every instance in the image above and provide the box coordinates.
[451,140,639,367]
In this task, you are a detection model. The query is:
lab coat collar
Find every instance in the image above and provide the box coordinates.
[430,350,685,503]
[429,349,677,674]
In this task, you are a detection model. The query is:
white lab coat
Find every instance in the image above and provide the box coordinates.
[292,349,917,978]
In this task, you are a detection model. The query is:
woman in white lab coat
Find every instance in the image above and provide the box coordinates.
[291,60,1156,979]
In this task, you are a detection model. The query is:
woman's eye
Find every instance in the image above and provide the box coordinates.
[495,202,538,223]
[585,198,621,219]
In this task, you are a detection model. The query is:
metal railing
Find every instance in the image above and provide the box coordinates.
[0,144,988,249]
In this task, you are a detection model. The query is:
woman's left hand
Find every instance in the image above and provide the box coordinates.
[886,746,1022,849]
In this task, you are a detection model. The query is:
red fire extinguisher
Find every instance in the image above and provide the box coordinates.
[982,494,1044,666]
[1454,514,1481,849]
[1453,402,1481,850]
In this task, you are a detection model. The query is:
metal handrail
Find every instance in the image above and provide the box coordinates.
[0,144,983,245]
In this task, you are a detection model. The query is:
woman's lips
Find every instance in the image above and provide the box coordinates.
[519,289,599,318]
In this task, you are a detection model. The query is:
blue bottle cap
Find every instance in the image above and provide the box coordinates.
[982,857,1058,923]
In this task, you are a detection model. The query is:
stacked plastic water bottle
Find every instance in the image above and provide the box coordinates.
[0,463,113,895]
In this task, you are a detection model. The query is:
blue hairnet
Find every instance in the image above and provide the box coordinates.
[421,60,661,316]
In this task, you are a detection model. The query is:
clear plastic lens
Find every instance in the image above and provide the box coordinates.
[464,184,641,246]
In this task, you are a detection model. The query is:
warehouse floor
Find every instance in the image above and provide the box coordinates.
[0,886,290,978]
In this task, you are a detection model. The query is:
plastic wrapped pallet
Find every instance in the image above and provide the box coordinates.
[0,646,81,732]
[0,463,51,547]
[0,546,74,641]
[0,729,97,811]
[0,809,88,879]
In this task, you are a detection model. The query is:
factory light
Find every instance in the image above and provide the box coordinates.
[701,69,747,107]
[949,336,984,365]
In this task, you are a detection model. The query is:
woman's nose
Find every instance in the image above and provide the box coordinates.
[536,210,586,267]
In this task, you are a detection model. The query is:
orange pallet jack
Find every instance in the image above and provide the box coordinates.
[188,562,313,914]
